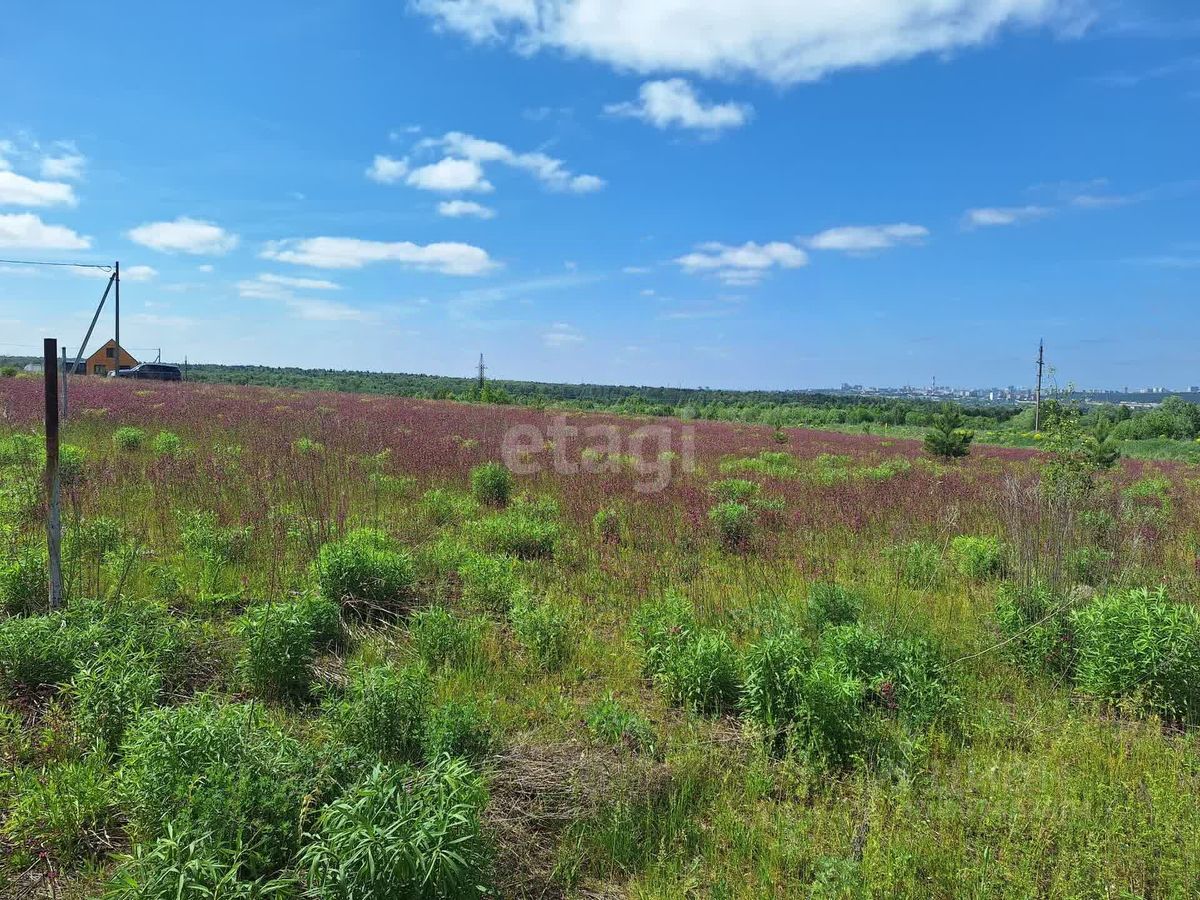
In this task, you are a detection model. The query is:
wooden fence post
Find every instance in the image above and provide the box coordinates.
[43,338,63,610]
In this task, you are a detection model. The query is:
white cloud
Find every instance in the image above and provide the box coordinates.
[0,213,90,249]
[606,79,752,131]
[0,171,77,207]
[237,273,342,299]
[76,264,157,282]
[543,321,584,348]
[40,149,86,181]
[283,298,367,322]
[807,223,929,252]
[676,240,808,284]
[366,154,409,184]
[437,199,497,219]
[426,131,604,193]
[963,205,1052,228]
[197,264,214,273]
[127,217,239,254]
[414,0,1083,85]
[406,157,493,192]
[258,273,341,290]
[261,236,497,275]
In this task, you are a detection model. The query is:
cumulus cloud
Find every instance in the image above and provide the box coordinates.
[77,264,157,282]
[40,147,86,180]
[127,217,239,254]
[963,205,1052,228]
[543,321,584,348]
[676,240,808,284]
[261,236,497,275]
[406,157,493,192]
[366,154,409,184]
[0,212,90,249]
[438,199,497,219]
[373,131,603,194]
[413,0,1084,84]
[237,273,341,298]
[0,170,77,207]
[606,79,751,131]
[807,223,929,252]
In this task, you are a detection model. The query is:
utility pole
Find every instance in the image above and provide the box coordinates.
[43,338,63,610]
[1034,339,1045,432]
[114,260,121,372]
[476,353,486,393]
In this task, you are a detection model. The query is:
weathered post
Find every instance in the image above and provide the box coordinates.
[43,338,64,610]
[61,345,69,420]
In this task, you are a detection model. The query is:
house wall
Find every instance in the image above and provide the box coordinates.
[83,341,139,376]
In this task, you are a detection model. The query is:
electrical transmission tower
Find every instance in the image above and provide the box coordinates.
[1034,339,1045,432]
[476,353,486,393]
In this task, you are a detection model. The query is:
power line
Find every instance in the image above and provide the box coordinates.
[0,257,113,271]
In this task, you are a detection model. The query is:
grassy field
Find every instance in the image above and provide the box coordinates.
[2,377,1199,898]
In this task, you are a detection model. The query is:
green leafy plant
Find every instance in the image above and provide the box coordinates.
[0,543,48,615]
[807,583,864,629]
[509,597,573,672]
[657,628,742,715]
[233,596,340,702]
[316,528,415,616]
[463,511,559,559]
[709,478,761,503]
[300,758,490,900]
[887,540,943,589]
[457,551,524,613]
[3,757,118,867]
[423,698,495,762]
[708,501,753,551]
[70,647,164,754]
[328,662,433,763]
[470,461,515,506]
[0,613,79,691]
[420,488,480,527]
[116,698,317,877]
[1071,586,1200,723]
[408,606,487,671]
[112,426,146,452]
[592,505,624,545]
[949,535,1005,581]
[585,694,656,753]
[152,430,183,457]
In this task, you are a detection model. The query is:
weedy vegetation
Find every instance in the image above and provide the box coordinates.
[2,378,1200,897]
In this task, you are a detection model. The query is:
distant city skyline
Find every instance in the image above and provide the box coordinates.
[1,1,1197,389]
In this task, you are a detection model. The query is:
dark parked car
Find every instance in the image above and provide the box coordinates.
[111,363,182,382]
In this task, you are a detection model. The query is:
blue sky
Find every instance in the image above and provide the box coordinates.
[1,0,1197,390]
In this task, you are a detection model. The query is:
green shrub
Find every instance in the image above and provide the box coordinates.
[509,597,573,671]
[292,436,324,456]
[1068,546,1115,586]
[300,759,489,900]
[820,624,957,727]
[423,698,495,762]
[59,443,87,483]
[949,535,1005,581]
[152,430,183,457]
[783,658,870,768]
[657,628,742,715]
[420,488,480,526]
[316,528,415,616]
[709,478,761,503]
[630,593,697,679]
[741,629,814,749]
[329,663,433,763]
[1071,587,1200,723]
[585,694,656,753]
[708,500,753,550]
[994,582,1075,675]
[888,540,942,589]
[808,583,864,629]
[105,824,293,900]
[116,698,316,877]
[178,510,253,566]
[3,757,117,866]
[923,405,973,459]
[112,426,146,452]
[233,596,340,702]
[70,648,164,753]
[592,505,623,544]
[0,431,43,467]
[457,551,524,613]
[463,511,559,559]
[0,543,48,614]
[0,613,78,690]
[408,607,487,671]
[470,461,514,506]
